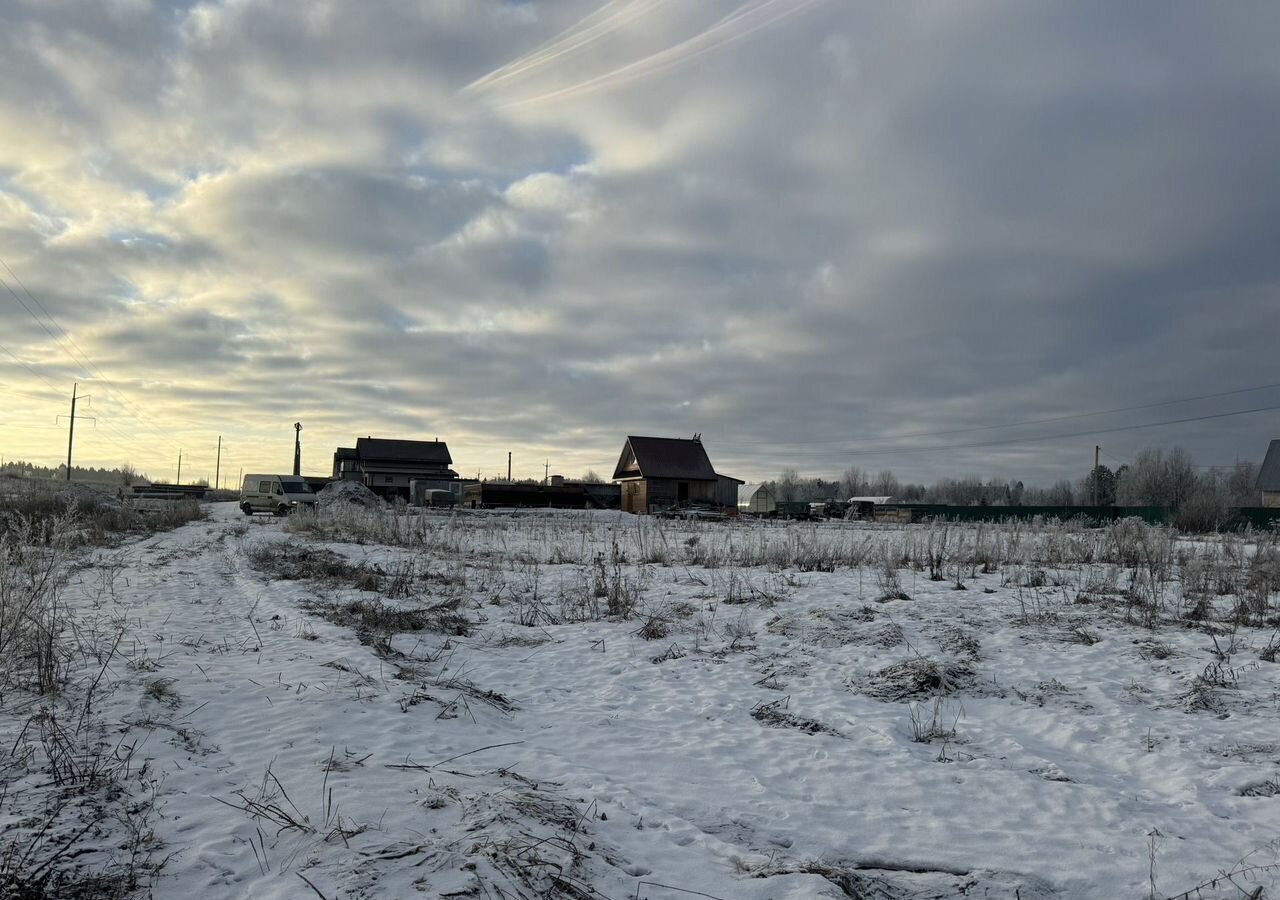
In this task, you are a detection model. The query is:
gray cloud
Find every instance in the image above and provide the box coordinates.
[1,0,1278,484]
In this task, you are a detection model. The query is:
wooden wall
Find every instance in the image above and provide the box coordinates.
[621,478,722,513]
[622,480,647,514]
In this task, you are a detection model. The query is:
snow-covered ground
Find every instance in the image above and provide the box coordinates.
[5,502,1280,899]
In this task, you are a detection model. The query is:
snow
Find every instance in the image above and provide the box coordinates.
[316,479,384,510]
[9,505,1280,899]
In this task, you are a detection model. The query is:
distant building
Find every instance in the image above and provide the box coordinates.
[462,481,621,510]
[1257,440,1280,507]
[333,437,458,500]
[847,496,893,520]
[612,435,742,515]
[301,476,333,493]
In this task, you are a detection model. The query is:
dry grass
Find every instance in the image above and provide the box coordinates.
[0,510,164,898]
[301,596,471,639]
[0,485,203,548]
[750,697,840,736]
[861,658,975,702]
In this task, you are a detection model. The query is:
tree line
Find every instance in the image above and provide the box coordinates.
[0,459,150,485]
[767,446,1261,527]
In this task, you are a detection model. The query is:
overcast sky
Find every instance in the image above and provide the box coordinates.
[2,0,1278,486]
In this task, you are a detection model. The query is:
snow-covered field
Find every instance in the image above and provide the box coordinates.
[3,502,1279,899]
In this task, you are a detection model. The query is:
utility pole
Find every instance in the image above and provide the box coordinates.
[215,436,222,492]
[293,422,302,477]
[176,449,182,485]
[544,459,549,485]
[58,383,94,481]
[507,452,512,482]
[65,383,77,481]
[1093,445,1100,506]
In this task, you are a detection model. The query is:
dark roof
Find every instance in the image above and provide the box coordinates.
[355,437,452,465]
[612,436,718,481]
[1257,440,1280,492]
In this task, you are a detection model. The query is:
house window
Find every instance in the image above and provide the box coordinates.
[385,476,394,483]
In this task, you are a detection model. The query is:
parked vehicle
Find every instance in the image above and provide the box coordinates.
[418,488,457,508]
[239,474,316,516]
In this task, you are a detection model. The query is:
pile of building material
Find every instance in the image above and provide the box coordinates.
[316,480,383,510]
[57,483,125,511]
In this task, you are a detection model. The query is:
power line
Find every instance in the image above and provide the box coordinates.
[728,380,1280,448]
[0,341,65,399]
[0,343,167,463]
[1,258,105,379]
[0,272,75,358]
[0,357,160,465]
[783,401,1280,457]
[0,259,186,455]
[2,342,179,466]
[1101,448,1257,471]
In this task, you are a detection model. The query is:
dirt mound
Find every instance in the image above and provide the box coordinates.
[316,480,383,510]
[57,483,124,511]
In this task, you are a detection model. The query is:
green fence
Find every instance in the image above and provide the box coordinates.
[878,505,1168,526]
[1222,507,1280,531]
[878,504,1280,530]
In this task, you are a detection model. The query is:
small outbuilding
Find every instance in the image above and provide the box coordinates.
[1258,440,1280,507]
[738,483,777,515]
[847,495,894,520]
[612,435,742,515]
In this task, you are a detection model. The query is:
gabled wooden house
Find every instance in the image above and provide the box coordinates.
[612,435,742,515]
[333,437,459,500]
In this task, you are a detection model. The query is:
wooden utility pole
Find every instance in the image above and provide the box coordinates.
[59,383,94,481]
[507,452,512,482]
[65,383,77,481]
[1093,445,1100,506]
[176,449,182,485]
[215,436,222,491]
[293,422,302,477]
[544,460,549,485]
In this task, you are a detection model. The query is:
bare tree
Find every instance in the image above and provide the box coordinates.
[1118,448,1167,506]
[777,468,801,502]
[1225,460,1259,506]
[1164,447,1196,509]
[1046,479,1075,506]
[870,470,900,498]
[840,466,865,499]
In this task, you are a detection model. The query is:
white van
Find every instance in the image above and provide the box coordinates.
[240,474,317,516]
